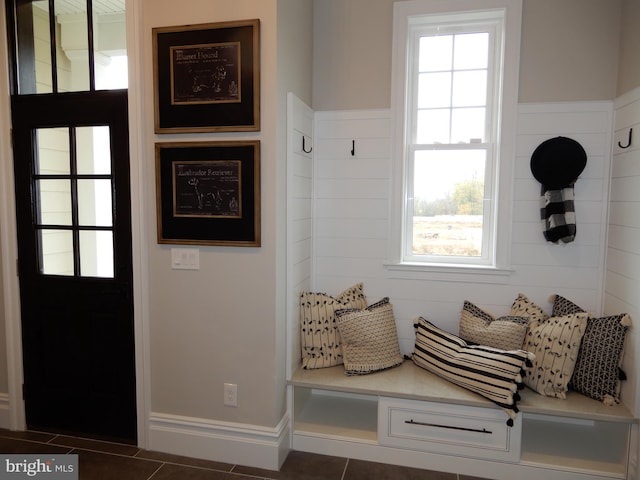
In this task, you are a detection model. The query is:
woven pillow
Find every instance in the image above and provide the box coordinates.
[510,293,549,329]
[551,294,631,405]
[459,300,528,351]
[335,298,403,376]
[522,312,589,399]
[412,317,534,424]
[299,283,367,369]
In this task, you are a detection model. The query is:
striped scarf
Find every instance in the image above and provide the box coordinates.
[540,183,576,243]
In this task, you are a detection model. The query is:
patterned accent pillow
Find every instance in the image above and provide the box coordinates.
[335,298,403,376]
[459,300,529,351]
[510,293,549,329]
[551,294,631,405]
[551,294,583,317]
[299,283,367,369]
[522,312,589,399]
[412,317,535,425]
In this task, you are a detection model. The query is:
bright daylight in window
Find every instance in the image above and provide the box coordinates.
[392,1,520,271]
[411,30,492,261]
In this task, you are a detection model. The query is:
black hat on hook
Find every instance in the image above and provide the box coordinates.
[530,136,587,190]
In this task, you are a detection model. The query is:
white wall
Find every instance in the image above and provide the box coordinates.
[311,102,612,359]
[608,88,640,418]
[286,93,314,379]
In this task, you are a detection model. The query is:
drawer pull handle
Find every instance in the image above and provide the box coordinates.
[405,419,492,435]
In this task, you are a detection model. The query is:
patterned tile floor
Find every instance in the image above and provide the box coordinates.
[0,429,492,479]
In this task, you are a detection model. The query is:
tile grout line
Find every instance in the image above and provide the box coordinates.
[145,462,165,480]
[341,458,349,480]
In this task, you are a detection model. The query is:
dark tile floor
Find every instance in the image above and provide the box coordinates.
[0,429,491,480]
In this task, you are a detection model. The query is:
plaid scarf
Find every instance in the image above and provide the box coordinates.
[540,183,576,243]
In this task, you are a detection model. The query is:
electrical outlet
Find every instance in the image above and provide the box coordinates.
[224,383,238,407]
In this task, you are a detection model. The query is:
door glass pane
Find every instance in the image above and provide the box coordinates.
[78,179,113,226]
[80,230,114,278]
[95,54,128,90]
[36,127,70,174]
[40,229,74,275]
[15,1,128,94]
[76,126,111,174]
[37,179,72,225]
[54,0,89,92]
[29,1,53,94]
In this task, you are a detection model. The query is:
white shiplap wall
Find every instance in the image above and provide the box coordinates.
[286,93,314,378]
[608,87,640,418]
[312,102,613,356]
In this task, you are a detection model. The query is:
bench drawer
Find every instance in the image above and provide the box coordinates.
[378,397,521,461]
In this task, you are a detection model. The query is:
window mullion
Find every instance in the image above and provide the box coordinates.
[86,0,96,91]
[69,127,81,276]
[47,0,58,93]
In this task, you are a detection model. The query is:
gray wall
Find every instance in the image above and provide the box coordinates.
[0,0,637,457]
[312,0,629,110]
[617,0,640,95]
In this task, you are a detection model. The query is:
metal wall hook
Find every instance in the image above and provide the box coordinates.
[302,136,312,153]
[351,140,355,156]
[618,128,633,149]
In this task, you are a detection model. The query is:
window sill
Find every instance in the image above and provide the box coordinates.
[383,262,513,284]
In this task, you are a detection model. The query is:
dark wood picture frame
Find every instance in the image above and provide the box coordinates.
[153,19,260,133]
[156,141,260,246]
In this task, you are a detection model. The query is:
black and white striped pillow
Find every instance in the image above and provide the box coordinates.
[413,317,534,425]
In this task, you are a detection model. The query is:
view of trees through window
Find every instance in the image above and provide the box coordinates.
[412,177,484,257]
[407,27,493,260]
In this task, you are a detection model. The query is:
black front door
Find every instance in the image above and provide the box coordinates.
[11,90,137,443]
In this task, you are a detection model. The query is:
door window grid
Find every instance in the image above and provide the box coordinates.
[35,126,115,278]
[10,0,127,95]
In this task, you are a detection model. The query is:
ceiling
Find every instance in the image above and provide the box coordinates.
[35,0,125,16]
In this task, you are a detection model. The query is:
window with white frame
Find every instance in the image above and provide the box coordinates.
[390,0,521,272]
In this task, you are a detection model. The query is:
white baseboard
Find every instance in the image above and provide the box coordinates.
[148,412,290,471]
[0,394,9,430]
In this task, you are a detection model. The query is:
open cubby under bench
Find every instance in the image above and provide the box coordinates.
[289,361,637,480]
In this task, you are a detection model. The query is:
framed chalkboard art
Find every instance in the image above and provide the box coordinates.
[153,20,260,133]
[155,141,260,246]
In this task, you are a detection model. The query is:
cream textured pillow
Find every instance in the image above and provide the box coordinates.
[522,312,589,398]
[299,283,367,369]
[510,293,549,328]
[459,300,528,351]
[335,298,403,376]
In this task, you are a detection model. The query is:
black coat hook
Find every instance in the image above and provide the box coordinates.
[618,128,633,149]
[302,136,312,153]
[351,140,355,156]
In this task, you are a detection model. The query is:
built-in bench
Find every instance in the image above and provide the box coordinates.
[289,361,637,480]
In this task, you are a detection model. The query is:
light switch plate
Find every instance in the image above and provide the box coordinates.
[171,247,200,270]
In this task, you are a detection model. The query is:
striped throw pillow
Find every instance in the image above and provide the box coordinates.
[413,317,535,425]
